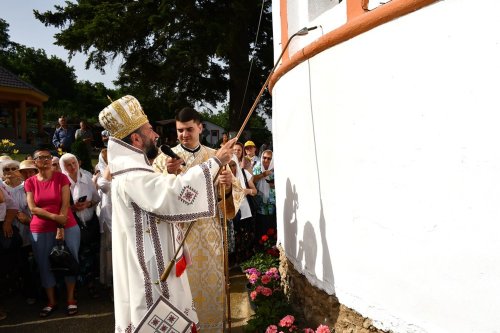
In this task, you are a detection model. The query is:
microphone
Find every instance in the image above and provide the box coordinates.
[160,145,186,166]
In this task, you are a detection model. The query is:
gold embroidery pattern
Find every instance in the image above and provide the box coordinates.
[99,109,121,137]
[99,95,149,139]
[175,146,225,332]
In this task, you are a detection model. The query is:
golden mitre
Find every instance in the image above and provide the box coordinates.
[98,95,149,139]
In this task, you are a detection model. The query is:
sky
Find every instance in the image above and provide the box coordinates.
[0,1,272,130]
[0,0,119,88]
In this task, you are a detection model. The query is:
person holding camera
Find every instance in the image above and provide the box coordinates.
[252,149,276,240]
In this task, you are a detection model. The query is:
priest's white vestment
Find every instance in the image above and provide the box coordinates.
[108,138,222,333]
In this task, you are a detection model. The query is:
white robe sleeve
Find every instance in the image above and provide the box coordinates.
[118,158,221,222]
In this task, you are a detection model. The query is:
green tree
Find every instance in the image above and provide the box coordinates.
[73,81,115,123]
[0,19,10,49]
[0,18,116,125]
[71,138,93,172]
[202,107,272,147]
[34,0,273,130]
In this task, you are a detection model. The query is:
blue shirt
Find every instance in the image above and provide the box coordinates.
[52,126,74,150]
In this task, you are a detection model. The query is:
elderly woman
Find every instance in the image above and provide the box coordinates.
[51,156,62,172]
[24,149,80,317]
[59,153,101,298]
[94,149,113,297]
[1,159,37,304]
[0,184,5,321]
[0,160,21,320]
[252,149,276,240]
[19,160,38,180]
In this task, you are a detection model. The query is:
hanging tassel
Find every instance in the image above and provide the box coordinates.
[175,255,187,277]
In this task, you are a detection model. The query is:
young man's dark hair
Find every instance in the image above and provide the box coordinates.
[175,107,202,124]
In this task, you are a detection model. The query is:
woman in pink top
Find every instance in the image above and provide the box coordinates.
[25,149,80,318]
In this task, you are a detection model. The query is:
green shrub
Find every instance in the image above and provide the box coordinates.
[240,252,279,273]
[71,138,93,172]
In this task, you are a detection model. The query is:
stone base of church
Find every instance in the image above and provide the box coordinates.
[278,246,389,333]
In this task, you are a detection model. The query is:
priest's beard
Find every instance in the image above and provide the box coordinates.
[143,138,159,160]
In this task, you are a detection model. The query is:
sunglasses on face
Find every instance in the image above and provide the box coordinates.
[3,167,19,172]
[35,155,52,161]
[262,157,272,161]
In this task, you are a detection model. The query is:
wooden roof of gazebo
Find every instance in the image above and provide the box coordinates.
[0,66,48,141]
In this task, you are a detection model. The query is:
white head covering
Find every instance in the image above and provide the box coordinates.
[257,150,274,203]
[231,154,247,190]
[59,153,81,184]
[97,150,108,174]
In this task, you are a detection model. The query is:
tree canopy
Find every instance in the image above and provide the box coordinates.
[34,0,274,131]
[0,18,113,125]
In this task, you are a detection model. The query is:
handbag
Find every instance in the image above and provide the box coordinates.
[75,212,99,246]
[49,238,79,276]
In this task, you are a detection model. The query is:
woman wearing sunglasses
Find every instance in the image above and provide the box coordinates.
[1,159,37,305]
[25,150,80,317]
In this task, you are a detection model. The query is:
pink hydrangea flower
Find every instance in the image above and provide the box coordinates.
[268,267,278,274]
[279,315,295,327]
[315,325,331,333]
[261,274,272,284]
[245,268,261,275]
[250,291,257,301]
[265,267,280,280]
[248,273,259,284]
[303,328,315,333]
[266,325,278,333]
[261,287,273,296]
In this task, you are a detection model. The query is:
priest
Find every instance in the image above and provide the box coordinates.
[99,96,236,333]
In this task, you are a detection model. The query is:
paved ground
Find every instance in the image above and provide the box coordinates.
[228,267,254,333]
[0,267,253,333]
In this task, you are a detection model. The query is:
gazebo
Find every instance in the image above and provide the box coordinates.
[0,66,48,141]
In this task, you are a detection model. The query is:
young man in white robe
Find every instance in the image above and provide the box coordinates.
[98,96,236,333]
[152,107,244,332]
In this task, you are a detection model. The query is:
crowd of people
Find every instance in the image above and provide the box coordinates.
[0,96,275,332]
[0,117,112,320]
[0,144,113,320]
